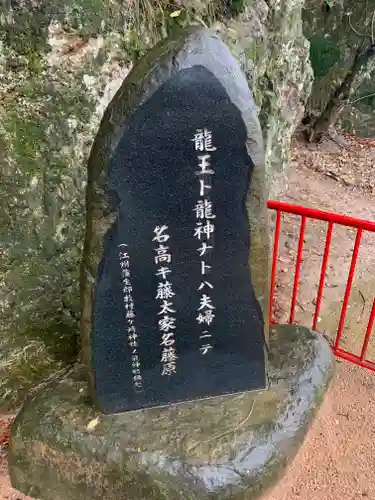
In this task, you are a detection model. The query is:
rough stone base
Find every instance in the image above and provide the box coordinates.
[9,325,334,500]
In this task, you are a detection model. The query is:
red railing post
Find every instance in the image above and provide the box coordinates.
[334,228,363,350]
[289,216,306,324]
[360,299,375,361]
[269,210,281,324]
[313,222,334,330]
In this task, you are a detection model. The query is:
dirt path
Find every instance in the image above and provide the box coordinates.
[1,136,374,499]
[264,363,375,500]
[272,136,375,359]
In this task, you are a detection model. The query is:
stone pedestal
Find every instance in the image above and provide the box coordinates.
[9,325,334,500]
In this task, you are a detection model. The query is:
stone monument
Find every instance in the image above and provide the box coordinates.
[9,28,334,500]
[87,39,268,415]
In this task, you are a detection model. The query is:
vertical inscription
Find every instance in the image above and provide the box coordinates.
[118,245,143,391]
[191,128,217,355]
[153,226,178,376]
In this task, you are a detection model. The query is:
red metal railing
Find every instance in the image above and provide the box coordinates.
[268,200,375,372]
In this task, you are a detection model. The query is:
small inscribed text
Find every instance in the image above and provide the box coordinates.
[118,245,143,391]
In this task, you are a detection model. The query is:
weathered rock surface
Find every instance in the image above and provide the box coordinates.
[9,325,334,500]
[0,0,312,410]
[303,0,375,137]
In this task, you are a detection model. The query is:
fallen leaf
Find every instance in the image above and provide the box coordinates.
[86,417,100,430]
[170,9,182,17]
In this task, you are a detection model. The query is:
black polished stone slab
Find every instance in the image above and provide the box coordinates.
[91,65,266,414]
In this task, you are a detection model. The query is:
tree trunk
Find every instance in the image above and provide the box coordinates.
[309,43,375,142]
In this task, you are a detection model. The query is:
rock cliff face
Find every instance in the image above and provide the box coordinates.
[303,0,375,137]
[0,0,312,410]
